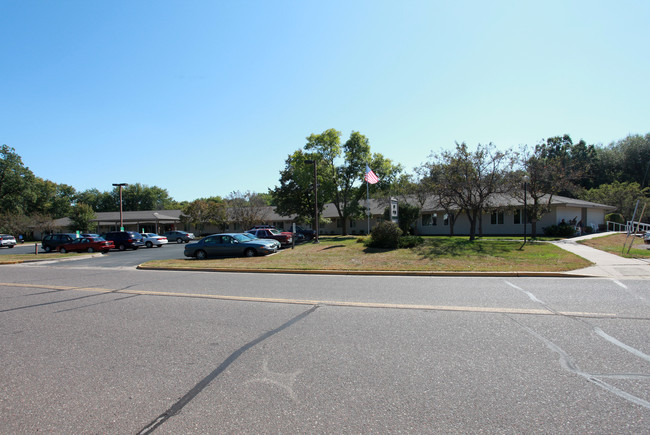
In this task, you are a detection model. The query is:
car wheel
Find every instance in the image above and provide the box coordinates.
[59,247,67,253]
[133,246,138,250]
[44,246,52,253]
[196,250,207,260]
[244,248,256,257]
[119,244,126,251]
[146,241,153,248]
[87,247,95,253]
[177,238,183,243]
[8,245,14,249]
[156,244,162,247]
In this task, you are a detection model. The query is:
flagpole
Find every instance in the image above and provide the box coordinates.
[366,178,370,234]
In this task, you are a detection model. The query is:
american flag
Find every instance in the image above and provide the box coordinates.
[364,164,379,184]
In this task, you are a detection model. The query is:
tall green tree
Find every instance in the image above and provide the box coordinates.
[273,129,401,235]
[120,183,177,211]
[272,150,326,225]
[0,145,36,214]
[68,203,97,233]
[181,199,228,234]
[580,181,649,221]
[28,178,76,218]
[76,188,118,212]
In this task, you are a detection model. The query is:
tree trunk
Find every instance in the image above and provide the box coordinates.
[448,213,456,236]
[531,219,538,238]
[466,210,478,241]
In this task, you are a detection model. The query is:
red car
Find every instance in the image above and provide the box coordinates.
[246,228,293,247]
[58,237,115,253]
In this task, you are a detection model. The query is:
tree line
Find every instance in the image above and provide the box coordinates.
[1,131,649,238]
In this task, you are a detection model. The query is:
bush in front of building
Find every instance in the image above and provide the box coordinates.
[605,213,625,224]
[542,224,577,238]
[367,221,403,249]
[398,235,424,248]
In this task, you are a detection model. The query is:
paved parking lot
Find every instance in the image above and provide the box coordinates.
[0,241,188,268]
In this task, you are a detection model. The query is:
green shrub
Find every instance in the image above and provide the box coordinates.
[606,213,625,224]
[367,221,403,249]
[398,235,424,248]
[543,224,576,237]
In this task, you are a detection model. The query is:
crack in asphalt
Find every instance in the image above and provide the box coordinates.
[137,305,319,434]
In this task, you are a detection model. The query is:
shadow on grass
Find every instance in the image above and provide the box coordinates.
[414,239,515,259]
[321,245,346,250]
[319,236,359,242]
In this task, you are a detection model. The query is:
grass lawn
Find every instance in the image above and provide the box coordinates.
[578,233,650,258]
[0,251,90,264]
[141,236,592,272]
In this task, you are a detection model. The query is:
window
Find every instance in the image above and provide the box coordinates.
[514,209,521,225]
[350,220,356,228]
[443,214,449,226]
[491,211,504,225]
[422,213,437,226]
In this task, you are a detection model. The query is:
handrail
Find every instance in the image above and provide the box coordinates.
[607,220,650,233]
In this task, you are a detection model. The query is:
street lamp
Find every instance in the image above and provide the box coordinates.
[522,175,529,244]
[112,183,128,231]
[304,160,319,243]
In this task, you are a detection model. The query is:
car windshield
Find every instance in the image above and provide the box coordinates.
[269,229,281,235]
[241,233,257,240]
[232,234,250,243]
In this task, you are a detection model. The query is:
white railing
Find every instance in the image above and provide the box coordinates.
[607,220,650,234]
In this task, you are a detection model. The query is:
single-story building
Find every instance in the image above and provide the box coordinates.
[45,194,615,238]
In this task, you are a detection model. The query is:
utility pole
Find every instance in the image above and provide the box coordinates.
[112,183,128,231]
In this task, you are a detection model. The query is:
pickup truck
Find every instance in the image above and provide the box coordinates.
[246,228,293,247]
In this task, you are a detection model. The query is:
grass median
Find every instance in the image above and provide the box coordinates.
[140,236,592,273]
[0,251,90,263]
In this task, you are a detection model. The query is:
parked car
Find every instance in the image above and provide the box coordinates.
[104,231,144,251]
[58,237,115,253]
[81,233,101,238]
[42,233,80,252]
[246,228,292,247]
[0,234,17,248]
[184,233,278,259]
[163,230,195,243]
[141,233,168,248]
[293,225,316,241]
[644,231,650,244]
[240,232,281,250]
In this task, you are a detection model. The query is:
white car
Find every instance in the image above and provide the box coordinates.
[0,234,17,248]
[141,233,168,248]
[644,231,650,245]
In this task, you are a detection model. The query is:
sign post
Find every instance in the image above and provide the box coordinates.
[390,197,399,224]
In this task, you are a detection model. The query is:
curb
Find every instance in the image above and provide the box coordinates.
[136,264,591,278]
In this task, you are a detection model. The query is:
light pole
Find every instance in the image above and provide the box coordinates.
[112,183,128,231]
[304,160,319,243]
[522,175,529,244]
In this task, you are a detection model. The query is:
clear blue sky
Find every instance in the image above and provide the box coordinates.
[2,0,649,202]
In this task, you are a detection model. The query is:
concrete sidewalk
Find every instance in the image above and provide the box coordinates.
[553,233,650,279]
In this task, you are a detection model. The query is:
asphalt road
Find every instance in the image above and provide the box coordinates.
[0,258,648,433]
